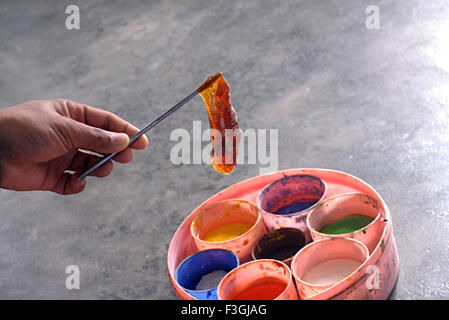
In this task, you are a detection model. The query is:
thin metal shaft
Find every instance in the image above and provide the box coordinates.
[78,89,198,179]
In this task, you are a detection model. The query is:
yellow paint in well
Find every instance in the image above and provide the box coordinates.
[202,223,252,242]
[192,214,203,228]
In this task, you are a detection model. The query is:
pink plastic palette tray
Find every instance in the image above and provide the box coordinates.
[167,168,399,300]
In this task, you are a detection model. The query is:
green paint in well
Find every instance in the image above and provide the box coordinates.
[319,214,374,235]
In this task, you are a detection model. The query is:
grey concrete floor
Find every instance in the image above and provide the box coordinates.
[0,0,448,299]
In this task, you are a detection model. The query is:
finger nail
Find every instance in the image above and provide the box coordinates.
[111,133,129,146]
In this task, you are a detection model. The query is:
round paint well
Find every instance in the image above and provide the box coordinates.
[174,249,239,300]
[217,259,298,300]
[190,199,266,262]
[291,238,369,299]
[252,228,306,266]
[307,193,384,253]
[256,174,326,235]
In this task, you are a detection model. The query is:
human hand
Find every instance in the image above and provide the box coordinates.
[0,99,148,195]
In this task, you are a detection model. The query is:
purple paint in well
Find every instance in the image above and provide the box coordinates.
[258,174,326,216]
[257,174,327,234]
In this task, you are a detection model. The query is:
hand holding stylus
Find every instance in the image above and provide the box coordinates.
[0,99,148,195]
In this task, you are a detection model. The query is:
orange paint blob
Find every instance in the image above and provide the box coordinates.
[231,278,287,300]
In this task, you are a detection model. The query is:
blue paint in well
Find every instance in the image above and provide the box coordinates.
[274,200,319,215]
[174,249,239,300]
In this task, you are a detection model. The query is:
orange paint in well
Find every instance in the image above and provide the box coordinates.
[231,278,287,300]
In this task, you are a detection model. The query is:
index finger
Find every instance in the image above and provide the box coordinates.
[61,99,149,150]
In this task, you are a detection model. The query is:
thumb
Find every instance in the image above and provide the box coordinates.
[67,119,130,154]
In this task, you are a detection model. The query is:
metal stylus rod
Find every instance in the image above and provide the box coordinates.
[78,89,198,179]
